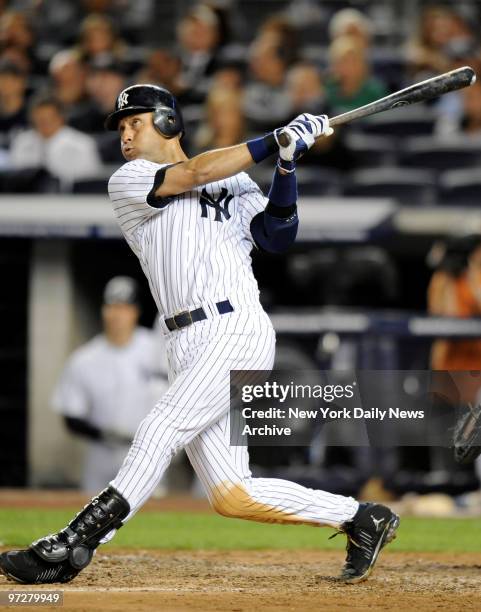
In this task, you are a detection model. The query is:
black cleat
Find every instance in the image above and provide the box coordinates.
[334,502,400,584]
[0,550,79,584]
[0,486,129,585]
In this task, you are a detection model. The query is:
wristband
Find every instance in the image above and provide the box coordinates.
[246,133,278,163]
[277,158,296,173]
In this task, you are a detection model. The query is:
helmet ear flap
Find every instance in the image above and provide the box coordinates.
[153,106,183,138]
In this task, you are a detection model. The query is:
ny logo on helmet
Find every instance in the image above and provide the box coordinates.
[118,91,129,109]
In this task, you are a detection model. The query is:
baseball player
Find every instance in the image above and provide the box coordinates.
[52,276,169,492]
[0,85,399,585]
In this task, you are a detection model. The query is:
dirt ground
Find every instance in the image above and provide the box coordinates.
[1,549,481,612]
[0,492,480,611]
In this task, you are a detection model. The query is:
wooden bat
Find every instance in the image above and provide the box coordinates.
[277,65,476,146]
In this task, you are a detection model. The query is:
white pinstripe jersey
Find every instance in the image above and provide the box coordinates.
[108,158,267,317]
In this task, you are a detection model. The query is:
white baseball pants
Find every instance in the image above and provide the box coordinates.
[111,308,359,529]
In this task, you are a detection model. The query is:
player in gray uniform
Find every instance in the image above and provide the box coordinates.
[0,85,399,586]
[52,276,169,492]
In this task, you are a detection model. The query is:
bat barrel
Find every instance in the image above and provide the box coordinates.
[276,66,476,145]
[330,66,476,127]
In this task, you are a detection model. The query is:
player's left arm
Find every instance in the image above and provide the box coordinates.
[156,113,332,198]
[249,160,299,254]
[249,115,332,254]
[156,144,254,198]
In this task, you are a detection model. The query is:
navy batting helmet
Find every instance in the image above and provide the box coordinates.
[105,84,184,138]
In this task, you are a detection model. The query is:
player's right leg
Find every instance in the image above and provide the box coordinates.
[185,411,400,583]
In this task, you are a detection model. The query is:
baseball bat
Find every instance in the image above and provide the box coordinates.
[277,65,476,146]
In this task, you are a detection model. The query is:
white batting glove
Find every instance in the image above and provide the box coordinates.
[274,113,333,162]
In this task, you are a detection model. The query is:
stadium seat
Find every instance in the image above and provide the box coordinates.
[371,47,407,90]
[342,167,437,205]
[0,168,60,193]
[248,165,341,196]
[344,132,398,167]
[353,105,436,137]
[438,168,481,205]
[287,245,398,307]
[72,178,109,194]
[399,136,481,171]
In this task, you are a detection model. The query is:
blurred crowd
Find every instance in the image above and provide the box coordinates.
[0,1,480,190]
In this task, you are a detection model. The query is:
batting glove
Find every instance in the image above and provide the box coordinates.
[274,113,333,162]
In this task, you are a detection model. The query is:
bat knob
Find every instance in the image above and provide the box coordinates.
[277,130,291,147]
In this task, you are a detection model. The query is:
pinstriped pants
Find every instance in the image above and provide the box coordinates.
[111,308,358,529]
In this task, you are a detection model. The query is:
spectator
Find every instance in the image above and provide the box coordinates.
[285,62,354,171]
[9,94,101,187]
[86,57,127,161]
[77,13,127,66]
[434,37,481,137]
[328,8,372,49]
[194,86,245,152]
[254,15,299,66]
[49,49,100,133]
[176,3,226,101]
[87,56,125,122]
[286,62,325,115]
[134,48,185,99]
[81,0,154,45]
[460,79,481,136]
[404,6,474,80]
[212,63,244,91]
[428,236,481,392]
[0,11,38,74]
[0,46,32,76]
[436,78,481,138]
[243,39,291,132]
[0,10,34,55]
[325,36,388,115]
[51,276,169,492]
[0,59,28,149]
[427,236,481,476]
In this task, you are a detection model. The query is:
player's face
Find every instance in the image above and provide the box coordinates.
[118,113,161,161]
[102,303,139,338]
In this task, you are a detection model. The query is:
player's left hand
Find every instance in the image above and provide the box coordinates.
[274,113,333,162]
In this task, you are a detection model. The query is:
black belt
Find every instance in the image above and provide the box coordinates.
[165,299,233,331]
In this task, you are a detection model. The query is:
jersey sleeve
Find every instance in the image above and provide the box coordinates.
[238,175,268,245]
[108,159,175,237]
[51,356,90,419]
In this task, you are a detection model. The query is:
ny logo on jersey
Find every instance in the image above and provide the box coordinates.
[199,187,233,223]
[118,91,129,109]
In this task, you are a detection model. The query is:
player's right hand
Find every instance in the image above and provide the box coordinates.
[274,113,333,161]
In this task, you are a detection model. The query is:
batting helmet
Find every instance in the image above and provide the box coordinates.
[105,84,184,138]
